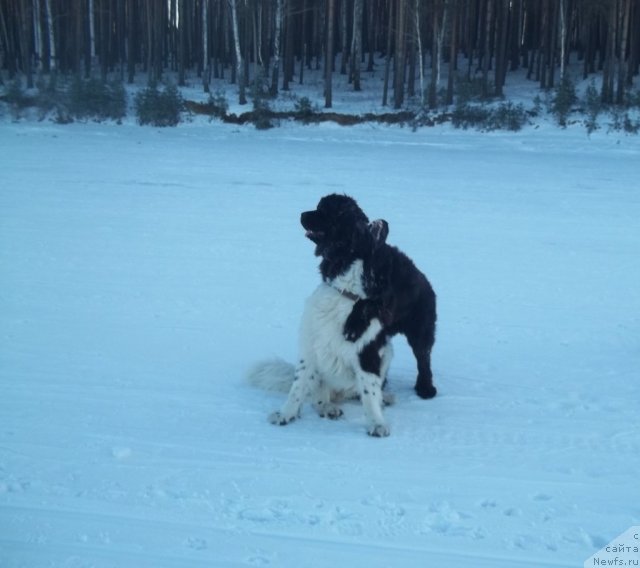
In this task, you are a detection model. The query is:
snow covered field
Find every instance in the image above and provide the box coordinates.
[1,118,639,568]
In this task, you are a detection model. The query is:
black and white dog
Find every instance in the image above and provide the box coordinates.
[302,193,438,400]
[248,194,438,436]
[248,195,394,436]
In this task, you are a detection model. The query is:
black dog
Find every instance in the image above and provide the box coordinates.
[304,194,438,399]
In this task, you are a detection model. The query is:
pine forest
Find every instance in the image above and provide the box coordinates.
[1,0,639,119]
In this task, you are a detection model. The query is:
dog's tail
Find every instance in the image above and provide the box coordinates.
[246,358,295,393]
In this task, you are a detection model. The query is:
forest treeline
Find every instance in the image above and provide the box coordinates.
[1,0,639,109]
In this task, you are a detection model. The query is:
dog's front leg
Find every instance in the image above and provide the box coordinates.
[356,371,389,437]
[357,341,390,436]
[269,360,312,426]
[343,299,379,342]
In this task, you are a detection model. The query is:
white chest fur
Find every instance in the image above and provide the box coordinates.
[298,260,384,391]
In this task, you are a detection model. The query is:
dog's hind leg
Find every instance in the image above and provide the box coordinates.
[407,330,437,400]
[269,360,312,426]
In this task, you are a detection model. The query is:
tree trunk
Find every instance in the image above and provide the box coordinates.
[431,0,448,106]
[271,0,283,95]
[509,0,521,71]
[546,0,558,88]
[203,0,210,92]
[394,0,407,109]
[428,1,440,108]
[446,0,459,105]
[127,0,135,82]
[340,0,349,75]
[325,0,335,107]
[616,0,631,104]
[299,0,307,83]
[366,0,375,72]
[351,0,363,90]
[0,0,14,78]
[178,0,186,85]
[495,0,508,96]
[539,0,548,88]
[628,2,640,83]
[100,0,109,81]
[382,0,393,106]
[230,0,247,104]
[89,0,96,67]
[19,0,34,87]
[283,0,294,89]
[482,0,492,98]
[407,29,415,97]
[601,0,616,103]
[559,0,567,80]
[33,0,42,73]
[415,0,425,105]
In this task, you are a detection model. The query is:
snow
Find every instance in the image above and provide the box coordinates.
[1,118,639,568]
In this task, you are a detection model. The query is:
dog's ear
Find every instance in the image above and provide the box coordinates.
[369,219,389,245]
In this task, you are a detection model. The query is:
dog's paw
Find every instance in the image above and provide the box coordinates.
[343,329,358,342]
[268,411,295,426]
[319,405,343,420]
[367,423,390,437]
[343,300,376,342]
[343,316,369,342]
[415,383,437,400]
[343,321,363,342]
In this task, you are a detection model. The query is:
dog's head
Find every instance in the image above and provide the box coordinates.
[301,194,370,258]
[301,194,388,282]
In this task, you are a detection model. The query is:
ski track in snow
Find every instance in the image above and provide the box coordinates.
[1,120,639,567]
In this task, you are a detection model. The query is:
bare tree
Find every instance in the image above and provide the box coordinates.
[271,0,283,95]
[394,0,407,108]
[340,0,349,75]
[616,0,631,104]
[495,0,509,96]
[414,0,425,105]
[89,0,96,65]
[351,0,363,90]
[19,0,34,87]
[230,0,247,103]
[446,0,459,105]
[33,0,42,72]
[178,0,187,85]
[325,0,336,107]
[559,0,567,80]
[203,0,211,92]
[127,0,136,82]
[382,0,394,106]
[429,0,448,108]
[481,0,492,98]
[601,0,617,103]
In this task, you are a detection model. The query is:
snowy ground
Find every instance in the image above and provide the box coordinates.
[1,118,639,568]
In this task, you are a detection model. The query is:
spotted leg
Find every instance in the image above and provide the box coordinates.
[357,340,390,437]
[268,360,312,426]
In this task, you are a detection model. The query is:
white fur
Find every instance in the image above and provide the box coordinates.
[246,358,295,393]
[258,260,394,437]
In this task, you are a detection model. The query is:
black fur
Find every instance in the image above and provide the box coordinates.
[301,194,372,282]
[359,235,438,399]
[303,194,438,400]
